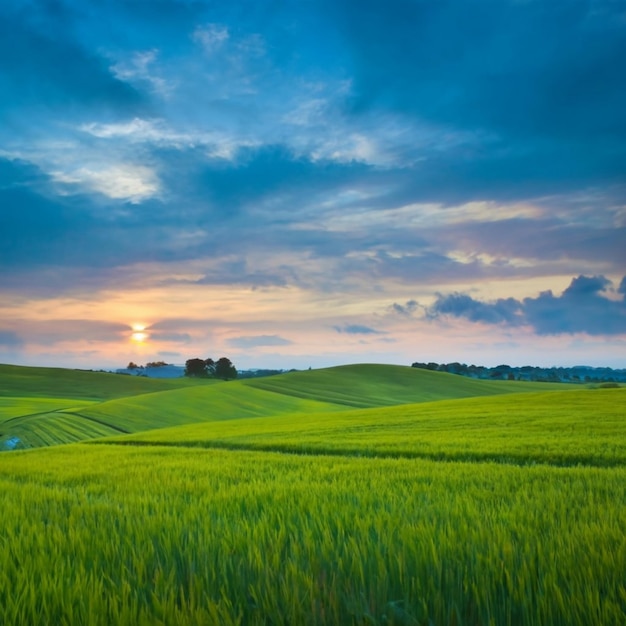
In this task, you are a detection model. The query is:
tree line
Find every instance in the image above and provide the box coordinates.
[411,361,626,383]
[185,357,237,380]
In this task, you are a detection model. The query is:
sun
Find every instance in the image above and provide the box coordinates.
[130,324,149,343]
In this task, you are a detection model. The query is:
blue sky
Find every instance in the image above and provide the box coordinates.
[1,0,625,370]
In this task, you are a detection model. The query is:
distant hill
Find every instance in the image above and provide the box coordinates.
[0,363,207,400]
[245,363,570,408]
[1,362,578,451]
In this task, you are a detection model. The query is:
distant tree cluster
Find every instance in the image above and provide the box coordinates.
[185,357,237,380]
[127,361,170,370]
[411,361,626,383]
[236,368,287,379]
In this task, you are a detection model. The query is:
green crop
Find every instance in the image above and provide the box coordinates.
[113,388,626,467]
[0,445,624,626]
[0,364,623,625]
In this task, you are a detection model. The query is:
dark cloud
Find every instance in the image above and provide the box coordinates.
[334,324,384,335]
[338,0,626,138]
[430,275,626,335]
[430,294,523,326]
[562,274,611,298]
[165,144,371,219]
[228,335,292,348]
[0,330,24,349]
[329,0,626,199]
[0,1,145,118]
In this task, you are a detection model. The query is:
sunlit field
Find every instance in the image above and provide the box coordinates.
[0,364,624,625]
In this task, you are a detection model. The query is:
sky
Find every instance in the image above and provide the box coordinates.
[1,0,625,371]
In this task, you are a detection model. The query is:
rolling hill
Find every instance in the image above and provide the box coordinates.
[1,362,578,451]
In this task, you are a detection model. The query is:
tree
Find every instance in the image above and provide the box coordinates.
[185,358,208,377]
[205,358,216,377]
[215,357,237,380]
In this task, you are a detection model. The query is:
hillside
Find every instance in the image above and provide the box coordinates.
[244,363,570,407]
[0,363,209,400]
[1,362,577,450]
[109,387,626,467]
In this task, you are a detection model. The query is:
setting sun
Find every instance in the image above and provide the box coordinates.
[130,324,149,343]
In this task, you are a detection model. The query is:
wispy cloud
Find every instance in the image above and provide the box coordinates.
[192,24,230,52]
[228,335,293,348]
[334,324,385,335]
[51,164,161,203]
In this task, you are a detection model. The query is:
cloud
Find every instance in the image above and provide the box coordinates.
[0,1,145,115]
[391,300,419,317]
[0,320,129,347]
[148,332,192,344]
[193,24,230,52]
[51,164,161,203]
[110,50,172,97]
[430,275,626,335]
[330,0,626,199]
[334,324,384,335]
[561,275,611,298]
[0,330,24,349]
[228,335,292,348]
[430,294,523,326]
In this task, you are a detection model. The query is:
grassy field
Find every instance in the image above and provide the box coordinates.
[244,363,569,407]
[0,363,577,450]
[112,388,626,467]
[0,363,624,625]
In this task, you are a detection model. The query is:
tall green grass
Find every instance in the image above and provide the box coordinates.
[0,445,624,626]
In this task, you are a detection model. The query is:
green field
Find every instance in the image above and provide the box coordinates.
[1,363,574,450]
[0,363,624,625]
[112,388,626,467]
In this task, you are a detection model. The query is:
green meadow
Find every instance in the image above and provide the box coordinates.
[0,363,624,625]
